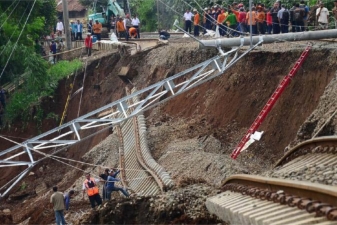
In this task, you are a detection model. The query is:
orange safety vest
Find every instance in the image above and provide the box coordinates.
[84,178,99,196]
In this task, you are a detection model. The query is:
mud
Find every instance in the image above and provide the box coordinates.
[1,41,337,224]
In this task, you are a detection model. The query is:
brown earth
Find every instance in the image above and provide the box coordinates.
[1,40,337,224]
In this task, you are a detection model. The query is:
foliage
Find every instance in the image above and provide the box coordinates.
[20,181,27,191]
[5,59,82,125]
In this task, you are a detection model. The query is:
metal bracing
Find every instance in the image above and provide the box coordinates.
[0,38,263,198]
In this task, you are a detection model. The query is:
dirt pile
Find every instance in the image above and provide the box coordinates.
[77,184,223,224]
[295,72,337,142]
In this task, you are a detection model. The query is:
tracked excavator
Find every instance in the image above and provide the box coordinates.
[88,0,126,36]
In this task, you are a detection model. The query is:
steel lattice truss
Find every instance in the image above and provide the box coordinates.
[0,38,263,197]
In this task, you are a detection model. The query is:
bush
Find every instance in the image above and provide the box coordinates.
[5,59,83,127]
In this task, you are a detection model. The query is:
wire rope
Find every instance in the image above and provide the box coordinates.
[0,0,37,80]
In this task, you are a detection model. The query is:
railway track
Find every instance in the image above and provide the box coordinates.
[207,137,337,224]
[114,87,173,196]
[207,175,337,225]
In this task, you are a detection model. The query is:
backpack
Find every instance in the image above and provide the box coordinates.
[282,10,289,22]
[294,8,304,22]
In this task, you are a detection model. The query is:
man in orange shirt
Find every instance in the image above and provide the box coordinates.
[217,9,226,36]
[246,7,257,34]
[193,9,200,37]
[129,26,137,38]
[255,6,265,34]
[92,20,102,41]
[116,17,126,39]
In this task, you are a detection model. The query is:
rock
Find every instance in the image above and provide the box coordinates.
[28,172,35,176]
[3,209,11,215]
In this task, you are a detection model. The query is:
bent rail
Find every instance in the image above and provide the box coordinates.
[274,136,337,167]
[206,174,337,224]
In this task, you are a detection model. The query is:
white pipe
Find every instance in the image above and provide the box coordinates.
[199,29,337,48]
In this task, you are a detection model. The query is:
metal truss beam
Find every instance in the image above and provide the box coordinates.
[0,38,263,197]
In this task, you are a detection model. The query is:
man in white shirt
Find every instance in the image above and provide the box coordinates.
[183,9,193,33]
[131,15,140,38]
[56,19,64,37]
[316,3,329,29]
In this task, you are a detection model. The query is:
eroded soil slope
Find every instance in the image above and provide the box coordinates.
[1,42,337,224]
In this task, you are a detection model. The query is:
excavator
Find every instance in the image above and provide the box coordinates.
[88,0,126,31]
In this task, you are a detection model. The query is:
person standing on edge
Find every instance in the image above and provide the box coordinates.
[316,3,329,30]
[82,172,102,209]
[106,169,129,200]
[289,3,297,32]
[238,8,247,33]
[50,186,66,225]
[87,19,93,35]
[76,20,83,40]
[131,14,141,38]
[123,14,132,41]
[93,20,102,48]
[117,17,126,39]
[246,7,257,35]
[84,33,92,56]
[64,190,75,210]
[56,18,64,37]
[183,9,193,33]
[280,5,289,33]
[70,20,76,41]
[299,0,310,31]
[256,6,265,34]
[333,0,337,28]
[266,9,273,34]
[193,9,200,37]
[270,2,280,34]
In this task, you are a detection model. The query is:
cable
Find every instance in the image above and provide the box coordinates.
[0,0,20,29]
[0,0,17,19]
[0,3,30,56]
[0,0,37,80]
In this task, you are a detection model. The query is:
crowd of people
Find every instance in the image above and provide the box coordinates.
[183,0,337,37]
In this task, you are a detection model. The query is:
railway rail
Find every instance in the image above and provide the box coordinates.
[114,88,173,196]
[275,136,337,167]
[207,175,337,225]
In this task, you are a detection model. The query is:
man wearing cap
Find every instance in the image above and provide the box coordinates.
[106,169,129,200]
[333,0,337,28]
[84,33,92,56]
[193,9,200,37]
[183,9,193,33]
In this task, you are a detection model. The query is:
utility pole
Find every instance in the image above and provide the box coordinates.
[62,0,72,50]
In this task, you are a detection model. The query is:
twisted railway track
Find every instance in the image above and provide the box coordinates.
[207,137,337,224]
[114,87,173,196]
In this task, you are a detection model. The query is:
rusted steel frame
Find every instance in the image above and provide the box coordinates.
[132,117,165,192]
[275,137,337,167]
[223,174,337,220]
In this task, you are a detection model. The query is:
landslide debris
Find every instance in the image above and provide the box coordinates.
[77,184,224,224]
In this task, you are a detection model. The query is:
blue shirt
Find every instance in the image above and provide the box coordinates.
[64,193,71,210]
[106,175,120,189]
